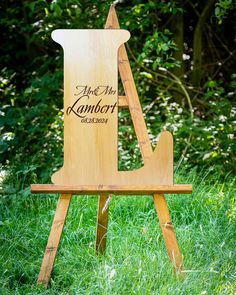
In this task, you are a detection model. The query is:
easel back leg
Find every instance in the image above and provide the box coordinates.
[96,194,110,254]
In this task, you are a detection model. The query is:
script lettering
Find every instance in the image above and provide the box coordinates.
[66,85,117,123]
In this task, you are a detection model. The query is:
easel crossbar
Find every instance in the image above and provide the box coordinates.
[31,184,192,194]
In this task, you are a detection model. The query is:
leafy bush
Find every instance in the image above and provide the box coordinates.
[0,1,235,185]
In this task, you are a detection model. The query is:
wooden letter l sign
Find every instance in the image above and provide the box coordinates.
[51,29,173,186]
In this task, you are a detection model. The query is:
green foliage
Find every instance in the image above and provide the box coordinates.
[0,1,235,180]
[118,75,235,175]
[138,29,181,70]
[215,0,235,24]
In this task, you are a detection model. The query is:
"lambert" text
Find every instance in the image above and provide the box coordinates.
[66,95,117,118]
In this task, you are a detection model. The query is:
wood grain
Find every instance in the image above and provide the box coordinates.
[31,184,192,194]
[51,29,130,186]
[106,5,153,164]
[50,27,174,186]
[37,194,72,287]
[118,95,128,107]
[153,194,182,271]
[96,194,110,254]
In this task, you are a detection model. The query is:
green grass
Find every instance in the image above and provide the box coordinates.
[0,169,235,294]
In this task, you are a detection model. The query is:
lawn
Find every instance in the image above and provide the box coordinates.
[0,169,235,294]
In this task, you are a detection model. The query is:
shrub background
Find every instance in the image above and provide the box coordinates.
[1,0,235,181]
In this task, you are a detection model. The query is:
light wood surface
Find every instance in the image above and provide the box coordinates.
[31,184,192,194]
[50,28,174,186]
[37,194,72,287]
[51,29,130,186]
[153,194,182,271]
[96,195,110,253]
[118,95,128,107]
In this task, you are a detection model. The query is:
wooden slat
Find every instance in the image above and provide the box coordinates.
[106,5,153,164]
[96,194,110,254]
[153,194,182,271]
[37,194,72,287]
[31,184,192,194]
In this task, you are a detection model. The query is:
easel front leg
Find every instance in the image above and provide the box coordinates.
[38,194,72,288]
[96,194,110,254]
[153,194,182,272]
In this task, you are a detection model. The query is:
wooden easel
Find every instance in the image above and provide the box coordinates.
[31,5,192,288]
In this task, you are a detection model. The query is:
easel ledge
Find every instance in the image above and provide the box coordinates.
[31,184,192,194]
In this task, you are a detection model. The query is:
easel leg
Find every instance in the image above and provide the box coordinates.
[96,194,110,254]
[153,194,182,272]
[37,194,72,287]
